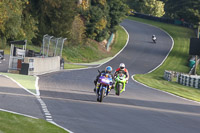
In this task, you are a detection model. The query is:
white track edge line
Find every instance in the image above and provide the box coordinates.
[0,74,73,132]
[0,74,36,96]
[0,108,38,119]
[132,75,200,104]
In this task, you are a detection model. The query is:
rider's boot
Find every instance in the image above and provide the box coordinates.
[94,80,98,92]
[111,84,115,89]
[94,82,100,93]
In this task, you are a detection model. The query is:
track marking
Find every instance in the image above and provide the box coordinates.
[0,108,38,119]
[0,74,73,133]
[0,74,36,96]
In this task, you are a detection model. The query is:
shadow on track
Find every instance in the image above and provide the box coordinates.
[40,90,200,115]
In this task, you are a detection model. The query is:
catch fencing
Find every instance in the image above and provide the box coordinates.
[41,34,67,57]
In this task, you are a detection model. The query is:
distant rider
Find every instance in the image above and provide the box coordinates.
[94,66,114,93]
[152,35,156,43]
[114,63,129,86]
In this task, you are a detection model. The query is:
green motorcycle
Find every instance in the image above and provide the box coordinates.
[114,73,127,96]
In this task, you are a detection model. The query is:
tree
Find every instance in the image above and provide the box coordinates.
[0,0,23,48]
[107,0,129,31]
[0,0,37,48]
[70,14,86,45]
[18,1,38,44]
[81,0,129,41]
[85,6,107,41]
[30,0,77,45]
[126,0,165,17]
[0,0,38,48]
[164,0,200,25]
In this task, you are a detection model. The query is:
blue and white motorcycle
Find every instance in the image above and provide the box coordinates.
[95,70,113,102]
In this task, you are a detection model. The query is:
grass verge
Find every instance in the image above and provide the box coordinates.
[0,72,36,94]
[64,63,88,69]
[62,26,128,63]
[0,111,68,133]
[128,16,200,102]
[63,25,128,69]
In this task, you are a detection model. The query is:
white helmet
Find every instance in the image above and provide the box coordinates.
[119,63,125,70]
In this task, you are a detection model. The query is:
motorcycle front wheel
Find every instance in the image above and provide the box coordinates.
[116,83,122,96]
[99,88,105,102]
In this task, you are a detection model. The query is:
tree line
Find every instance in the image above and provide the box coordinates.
[0,0,128,48]
[126,0,200,26]
[0,0,199,48]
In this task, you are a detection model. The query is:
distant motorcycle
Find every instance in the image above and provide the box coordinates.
[95,70,113,102]
[152,36,157,43]
[114,73,127,96]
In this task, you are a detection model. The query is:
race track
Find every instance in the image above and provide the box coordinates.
[38,19,200,133]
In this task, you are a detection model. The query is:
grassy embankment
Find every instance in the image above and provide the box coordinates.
[128,16,200,102]
[63,26,127,63]
[0,111,68,133]
[63,25,128,68]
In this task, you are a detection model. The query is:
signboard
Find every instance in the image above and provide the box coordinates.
[29,59,34,71]
[189,38,200,55]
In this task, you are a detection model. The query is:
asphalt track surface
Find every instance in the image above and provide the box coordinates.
[0,75,44,119]
[38,19,200,133]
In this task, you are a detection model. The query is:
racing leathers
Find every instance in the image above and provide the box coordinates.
[114,68,129,83]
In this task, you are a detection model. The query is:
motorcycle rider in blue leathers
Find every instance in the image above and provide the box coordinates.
[94,66,114,94]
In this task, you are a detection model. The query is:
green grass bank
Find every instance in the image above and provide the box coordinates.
[128,16,200,102]
[0,111,68,133]
[62,25,128,63]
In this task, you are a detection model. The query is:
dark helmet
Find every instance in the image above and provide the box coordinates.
[119,63,125,70]
[105,66,113,73]
[152,35,155,37]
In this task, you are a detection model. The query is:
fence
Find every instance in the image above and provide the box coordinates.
[41,35,67,57]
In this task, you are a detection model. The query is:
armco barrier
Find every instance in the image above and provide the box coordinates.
[164,70,200,89]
